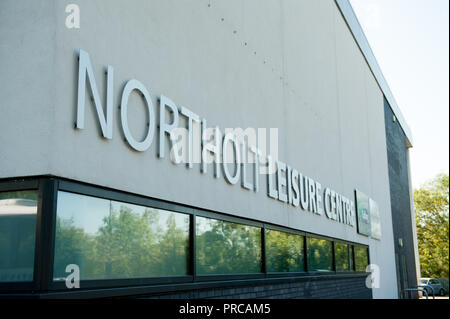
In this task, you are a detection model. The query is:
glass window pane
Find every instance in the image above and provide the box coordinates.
[53,191,189,280]
[0,190,38,282]
[196,216,262,275]
[354,245,369,271]
[307,237,333,271]
[335,242,351,271]
[266,229,304,272]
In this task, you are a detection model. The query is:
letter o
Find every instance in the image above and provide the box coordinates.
[120,79,155,152]
[222,133,241,184]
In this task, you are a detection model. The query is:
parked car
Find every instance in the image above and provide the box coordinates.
[420,278,446,296]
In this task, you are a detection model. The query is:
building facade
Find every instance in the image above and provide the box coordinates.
[0,0,417,298]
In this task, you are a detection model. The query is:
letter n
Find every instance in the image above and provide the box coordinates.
[76,49,113,139]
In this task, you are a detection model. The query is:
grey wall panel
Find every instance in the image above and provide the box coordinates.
[0,1,56,177]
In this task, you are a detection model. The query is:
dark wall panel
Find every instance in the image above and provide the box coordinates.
[384,98,418,297]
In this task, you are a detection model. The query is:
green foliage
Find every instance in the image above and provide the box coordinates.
[414,173,449,279]
[266,230,304,272]
[353,245,368,271]
[334,242,351,271]
[54,205,189,279]
[196,217,261,275]
[53,217,96,279]
[307,238,333,271]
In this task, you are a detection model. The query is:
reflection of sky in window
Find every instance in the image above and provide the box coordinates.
[111,201,188,238]
[0,191,38,216]
[56,191,188,236]
[57,191,110,235]
[196,216,213,234]
[197,216,257,234]
[196,216,260,251]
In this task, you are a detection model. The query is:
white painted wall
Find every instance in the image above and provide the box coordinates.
[0,0,399,298]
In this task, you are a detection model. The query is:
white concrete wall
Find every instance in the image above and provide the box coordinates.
[0,0,398,298]
[0,1,56,177]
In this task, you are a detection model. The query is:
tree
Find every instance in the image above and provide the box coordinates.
[414,173,449,279]
[54,204,190,280]
[158,213,189,276]
[196,218,261,275]
[95,205,160,278]
[266,230,304,272]
[53,217,97,279]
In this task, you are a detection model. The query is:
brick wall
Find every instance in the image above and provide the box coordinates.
[144,275,372,299]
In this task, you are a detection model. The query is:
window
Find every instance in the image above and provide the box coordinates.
[307,237,333,271]
[265,229,304,273]
[0,190,38,282]
[196,216,262,275]
[335,242,351,271]
[354,245,369,271]
[349,245,354,271]
[53,191,190,280]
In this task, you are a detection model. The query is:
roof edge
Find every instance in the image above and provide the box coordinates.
[335,0,413,147]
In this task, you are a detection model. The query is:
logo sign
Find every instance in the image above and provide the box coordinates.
[369,199,382,240]
[355,190,371,237]
[355,190,382,239]
[65,264,80,289]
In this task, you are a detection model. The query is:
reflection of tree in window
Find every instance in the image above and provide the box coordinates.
[0,191,37,201]
[196,217,261,275]
[335,242,351,271]
[307,238,332,271]
[53,196,189,280]
[266,230,304,272]
[354,245,368,272]
[53,217,97,279]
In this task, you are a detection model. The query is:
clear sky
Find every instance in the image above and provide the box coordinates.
[349,0,449,189]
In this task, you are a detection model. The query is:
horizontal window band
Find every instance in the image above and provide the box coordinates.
[0,175,370,293]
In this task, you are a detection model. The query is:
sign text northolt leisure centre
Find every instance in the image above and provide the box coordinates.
[75,49,356,228]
